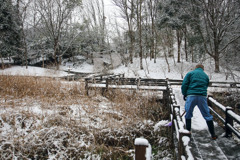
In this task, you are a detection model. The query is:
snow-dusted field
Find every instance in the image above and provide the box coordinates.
[1,57,239,82]
[0,57,239,159]
[0,70,173,159]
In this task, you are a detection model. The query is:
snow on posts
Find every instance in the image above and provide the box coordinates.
[208,97,226,112]
[134,138,151,160]
[181,135,194,160]
[172,105,180,139]
[173,105,192,159]
[178,131,192,160]
[175,108,185,131]
[173,105,185,140]
[225,106,234,137]
[228,109,240,124]
[137,77,141,89]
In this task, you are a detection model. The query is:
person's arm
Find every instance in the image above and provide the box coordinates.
[181,73,191,96]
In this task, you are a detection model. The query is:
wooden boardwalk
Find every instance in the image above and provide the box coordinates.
[84,74,240,159]
[173,88,240,160]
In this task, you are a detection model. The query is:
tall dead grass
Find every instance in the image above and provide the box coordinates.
[0,75,163,121]
[0,75,171,159]
[0,75,85,101]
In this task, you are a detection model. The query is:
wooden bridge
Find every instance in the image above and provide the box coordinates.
[85,74,240,160]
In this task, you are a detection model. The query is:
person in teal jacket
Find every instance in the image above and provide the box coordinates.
[181,64,218,140]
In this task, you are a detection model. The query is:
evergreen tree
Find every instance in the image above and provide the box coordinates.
[0,0,22,67]
[157,0,187,63]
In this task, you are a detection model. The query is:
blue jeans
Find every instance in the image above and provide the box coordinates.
[185,96,213,121]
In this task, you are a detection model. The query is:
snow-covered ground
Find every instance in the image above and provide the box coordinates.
[0,66,72,77]
[1,57,239,82]
[0,56,240,159]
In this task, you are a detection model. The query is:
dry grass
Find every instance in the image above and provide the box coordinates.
[0,75,163,125]
[0,75,85,103]
[0,75,172,159]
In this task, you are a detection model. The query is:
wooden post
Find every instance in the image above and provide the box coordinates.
[163,89,170,108]
[68,68,70,81]
[225,106,233,137]
[207,95,213,107]
[173,105,180,119]
[178,131,191,160]
[135,138,150,160]
[85,79,89,96]
[137,77,141,89]
[106,78,109,92]
[209,82,212,87]
[135,144,148,160]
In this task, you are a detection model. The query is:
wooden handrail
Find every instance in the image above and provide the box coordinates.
[84,75,240,158]
[167,80,192,160]
[208,97,240,138]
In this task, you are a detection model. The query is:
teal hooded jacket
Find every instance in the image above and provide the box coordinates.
[181,68,209,96]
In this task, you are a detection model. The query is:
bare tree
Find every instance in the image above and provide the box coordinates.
[82,0,107,63]
[198,0,240,72]
[148,0,158,62]
[136,0,143,70]
[176,30,183,63]
[35,0,81,69]
[112,0,136,65]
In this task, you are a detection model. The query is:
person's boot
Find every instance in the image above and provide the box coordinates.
[206,120,218,140]
[186,119,191,131]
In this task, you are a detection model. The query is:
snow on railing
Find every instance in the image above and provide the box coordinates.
[85,75,168,96]
[85,76,240,158]
[208,96,240,138]
[166,80,193,160]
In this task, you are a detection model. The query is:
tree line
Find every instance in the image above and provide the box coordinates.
[0,0,239,73]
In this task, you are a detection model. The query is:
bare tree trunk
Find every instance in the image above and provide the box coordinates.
[149,0,155,60]
[22,28,28,69]
[176,30,182,63]
[17,0,29,69]
[112,0,136,64]
[42,53,45,68]
[137,0,143,70]
[129,32,134,64]
[184,26,188,61]
[54,38,59,69]
[214,53,220,73]
[164,49,170,73]
[0,54,5,69]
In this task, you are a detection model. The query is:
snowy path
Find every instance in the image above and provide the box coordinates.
[172,86,240,160]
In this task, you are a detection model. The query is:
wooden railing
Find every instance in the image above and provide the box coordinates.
[208,97,240,138]
[165,80,193,160]
[85,74,167,96]
[84,74,240,160]
[85,75,240,90]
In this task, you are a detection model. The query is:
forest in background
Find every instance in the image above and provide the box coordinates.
[0,0,240,75]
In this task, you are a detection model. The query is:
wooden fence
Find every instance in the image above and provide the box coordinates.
[208,97,240,138]
[165,80,193,160]
[84,74,240,160]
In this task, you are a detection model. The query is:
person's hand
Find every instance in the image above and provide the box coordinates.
[183,95,187,101]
